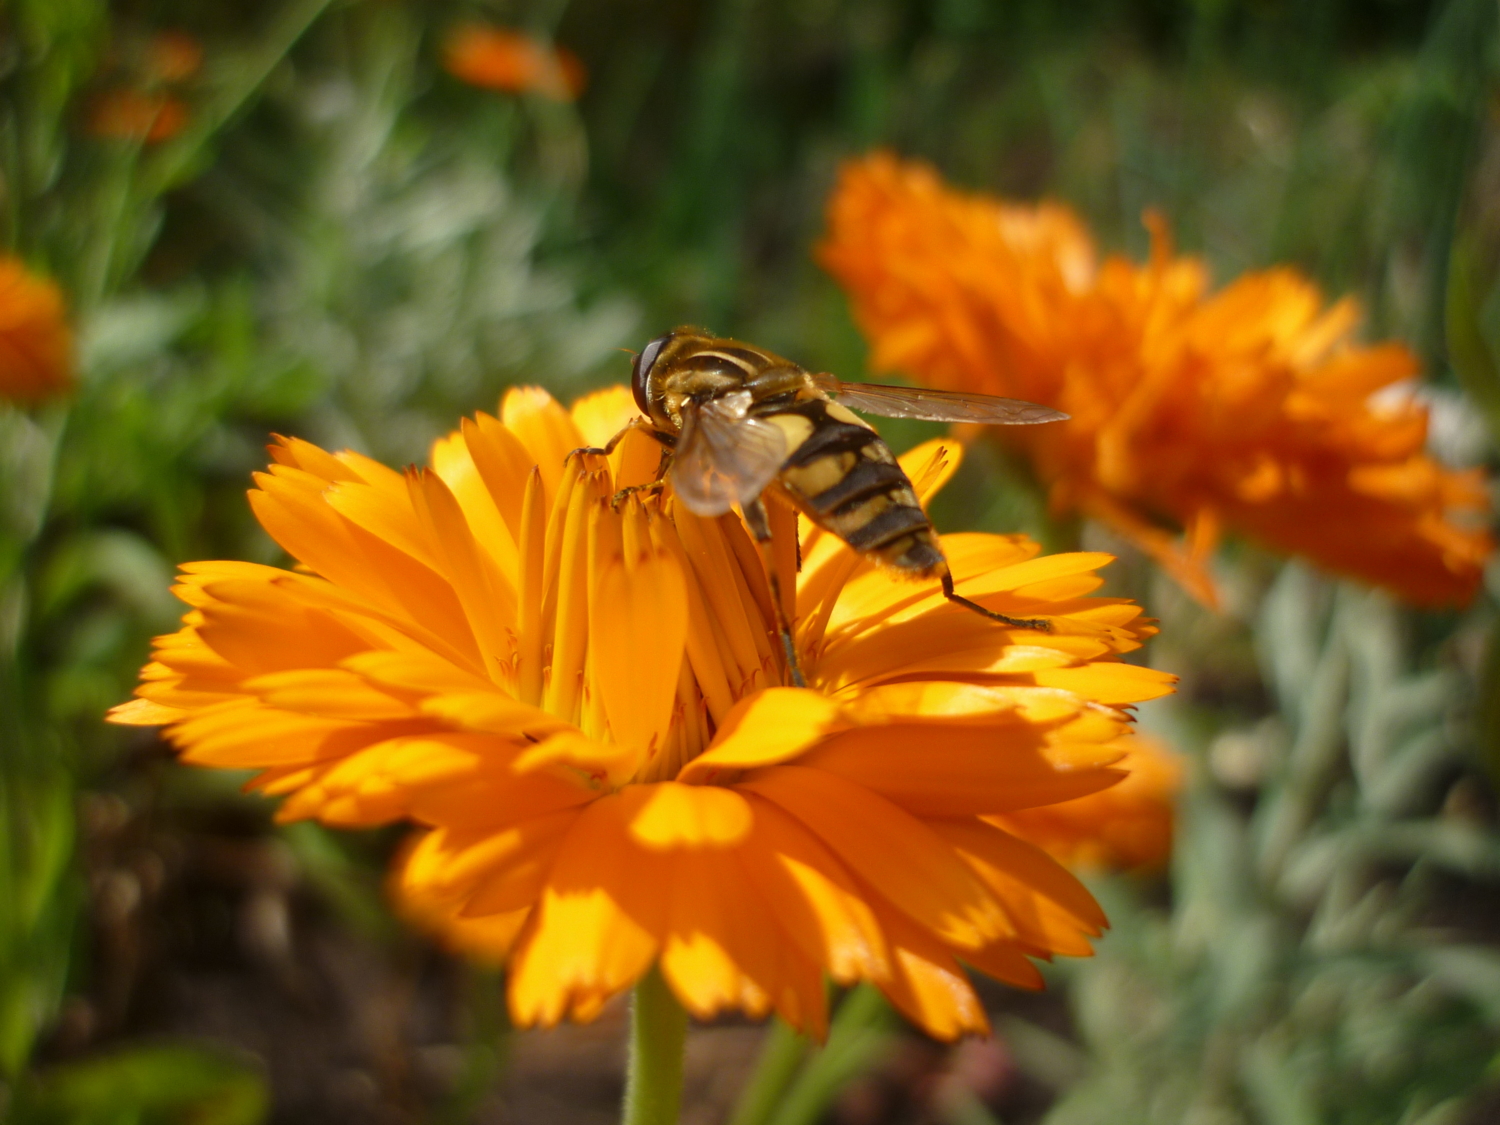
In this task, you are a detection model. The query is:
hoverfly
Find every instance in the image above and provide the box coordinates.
[587,327,1068,686]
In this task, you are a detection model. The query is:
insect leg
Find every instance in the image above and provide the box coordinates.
[741,497,807,689]
[941,570,1051,632]
[566,417,661,462]
[611,445,673,509]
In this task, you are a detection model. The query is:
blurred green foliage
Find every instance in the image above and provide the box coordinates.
[0,0,1498,1122]
[1050,572,1500,1125]
[11,1044,267,1125]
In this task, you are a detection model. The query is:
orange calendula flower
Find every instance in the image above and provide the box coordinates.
[110,385,1175,1040]
[442,24,586,101]
[820,153,1492,609]
[88,88,188,144]
[994,736,1180,873]
[0,258,72,404]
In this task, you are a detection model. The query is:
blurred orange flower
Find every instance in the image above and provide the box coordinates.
[112,385,1176,1040]
[0,258,72,404]
[820,153,1492,609]
[442,24,586,101]
[144,31,203,84]
[994,736,1180,872]
[87,89,188,144]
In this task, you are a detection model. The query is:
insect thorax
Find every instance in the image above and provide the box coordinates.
[643,331,806,432]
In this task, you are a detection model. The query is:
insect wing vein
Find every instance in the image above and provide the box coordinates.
[813,374,1067,425]
[671,391,788,516]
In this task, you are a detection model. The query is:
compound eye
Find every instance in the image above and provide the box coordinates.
[631,333,671,416]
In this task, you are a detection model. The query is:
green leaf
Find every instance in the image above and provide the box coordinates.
[1446,236,1500,442]
[13,1045,269,1125]
[763,986,899,1125]
[38,530,177,626]
[0,767,77,1078]
[1476,622,1500,788]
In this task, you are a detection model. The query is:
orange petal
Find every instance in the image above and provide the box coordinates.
[461,411,538,543]
[512,729,638,785]
[419,689,575,741]
[241,668,417,720]
[1029,662,1177,704]
[276,731,504,825]
[658,850,774,1022]
[993,735,1181,871]
[501,386,584,503]
[570,385,641,446]
[740,766,1006,950]
[456,810,580,916]
[866,900,992,1041]
[341,649,495,696]
[167,700,358,769]
[508,791,665,1026]
[933,819,1105,957]
[628,782,753,850]
[801,723,1125,816]
[410,768,594,830]
[591,539,688,755]
[107,698,185,725]
[960,941,1046,991]
[735,793,887,984]
[679,688,849,782]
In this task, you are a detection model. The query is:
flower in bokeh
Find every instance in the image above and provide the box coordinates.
[113,385,1175,1038]
[820,152,1493,609]
[443,24,586,101]
[994,736,1180,873]
[143,31,203,84]
[87,89,188,144]
[0,258,72,404]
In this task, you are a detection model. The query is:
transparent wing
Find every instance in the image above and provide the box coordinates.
[670,390,788,517]
[810,372,1068,425]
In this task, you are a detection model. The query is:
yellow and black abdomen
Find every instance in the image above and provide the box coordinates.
[755,394,948,578]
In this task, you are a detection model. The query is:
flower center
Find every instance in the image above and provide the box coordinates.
[524,451,796,788]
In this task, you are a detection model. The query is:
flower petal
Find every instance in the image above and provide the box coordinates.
[629,782,754,849]
[866,900,991,1041]
[508,792,665,1026]
[591,538,688,755]
[658,850,774,1022]
[501,386,584,503]
[934,818,1106,957]
[735,794,887,985]
[679,688,849,782]
[800,723,1126,816]
[740,766,1007,950]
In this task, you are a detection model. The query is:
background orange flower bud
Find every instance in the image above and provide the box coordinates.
[0,258,73,404]
[442,24,586,101]
[87,88,189,144]
[143,31,203,84]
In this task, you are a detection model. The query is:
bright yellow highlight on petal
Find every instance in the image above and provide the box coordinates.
[111,384,1175,1040]
[820,152,1493,610]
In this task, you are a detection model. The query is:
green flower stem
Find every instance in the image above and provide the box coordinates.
[622,964,688,1125]
[729,985,899,1125]
[729,1019,809,1125]
[765,985,896,1125]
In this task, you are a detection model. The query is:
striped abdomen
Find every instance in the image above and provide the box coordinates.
[755,393,947,578]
